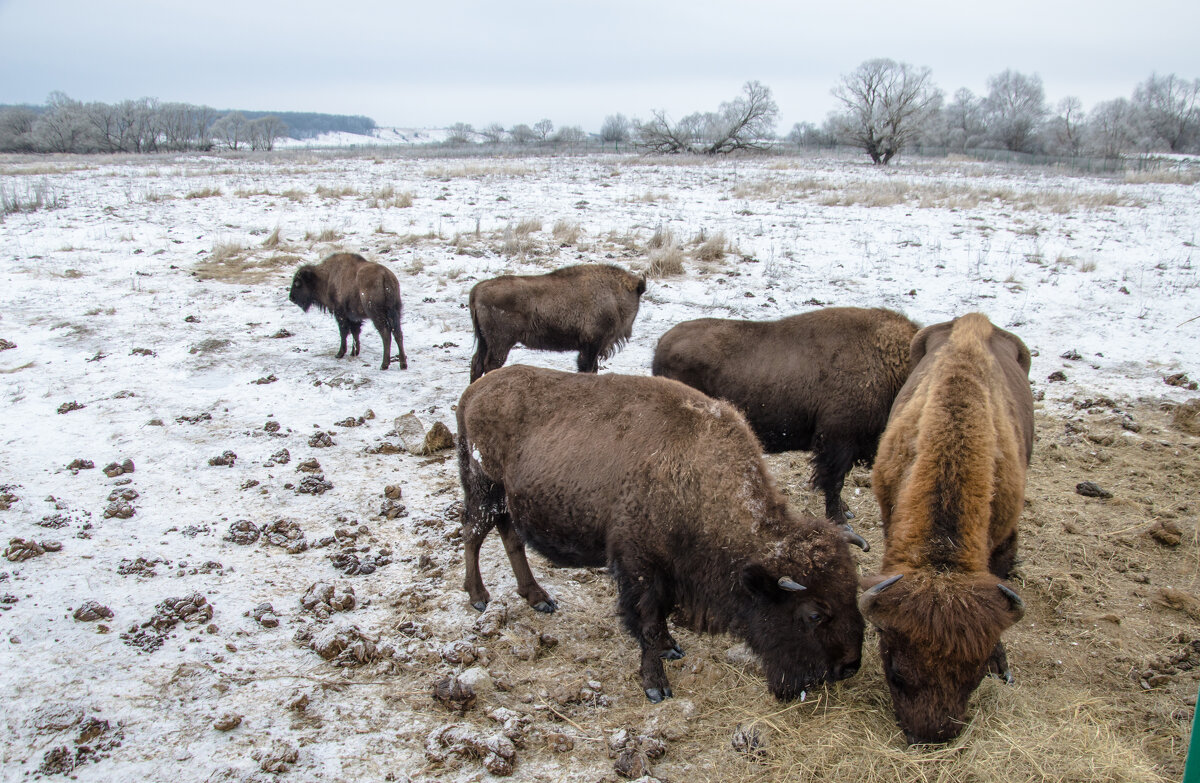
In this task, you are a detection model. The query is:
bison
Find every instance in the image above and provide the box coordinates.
[468,264,646,382]
[289,253,408,370]
[457,365,864,703]
[651,307,919,547]
[860,313,1033,744]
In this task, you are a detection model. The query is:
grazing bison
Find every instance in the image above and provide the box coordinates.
[457,365,864,703]
[651,307,919,545]
[468,264,646,381]
[860,313,1033,744]
[289,253,408,370]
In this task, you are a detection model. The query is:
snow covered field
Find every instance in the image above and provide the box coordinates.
[0,150,1197,781]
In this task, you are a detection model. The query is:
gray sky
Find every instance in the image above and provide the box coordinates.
[1,0,1197,132]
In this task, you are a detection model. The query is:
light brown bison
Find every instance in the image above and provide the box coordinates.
[468,264,646,381]
[651,307,919,547]
[860,313,1033,744]
[289,253,408,370]
[457,365,863,702]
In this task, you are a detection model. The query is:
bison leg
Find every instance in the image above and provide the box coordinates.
[811,440,870,551]
[335,316,352,359]
[349,321,363,357]
[371,318,393,370]
[613,559,677,702]
[494,518,557,613]
[393,327,408,370]
[470,342,512,383]
[460,457,504,611]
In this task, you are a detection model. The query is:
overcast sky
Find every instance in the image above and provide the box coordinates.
[2,0,1197,133]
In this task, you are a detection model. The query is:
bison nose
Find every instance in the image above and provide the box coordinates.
[832,659,860,681]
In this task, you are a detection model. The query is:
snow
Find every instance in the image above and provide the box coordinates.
[0,151,1196,779]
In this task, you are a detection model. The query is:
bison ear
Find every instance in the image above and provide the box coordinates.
[635,276,647,296]
[741,562,803,600]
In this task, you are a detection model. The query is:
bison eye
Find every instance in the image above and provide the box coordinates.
[806,610,823,625]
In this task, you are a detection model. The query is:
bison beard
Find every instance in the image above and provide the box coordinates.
[468,264,645,381]
[862,313,1032,744]
[456,365,863,702]
[289,253,408,370]
[651,307,918,548]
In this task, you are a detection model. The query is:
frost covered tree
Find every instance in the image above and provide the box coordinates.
[634,81,778,155]
[480,123,506,143]
[1044,97,1086,156]
[1132,73,1200,153]
[509,123,535,144]
[249,116,287,151]
[938,88,987,152]
[552,125,587,145]
[211,111,248,150]
[983,70,1047,153]
[532,118,554,141]
[1085,98,1138,158]
[445,122,475,144]
[599,114,630,144]
[0,106,38,152]
[34,92,92,152]
[829,59,941,164]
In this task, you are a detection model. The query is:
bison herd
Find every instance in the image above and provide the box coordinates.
[289,253,1034,745]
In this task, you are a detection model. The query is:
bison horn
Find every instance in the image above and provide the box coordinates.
[998,583,1026,622]
[839,524,869,552]
[857,573,904,618]
[777,577,807,592]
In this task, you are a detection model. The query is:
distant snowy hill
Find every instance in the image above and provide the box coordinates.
[275,127,452,148]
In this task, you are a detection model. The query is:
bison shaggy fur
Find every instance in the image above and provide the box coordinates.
[861,313,1033,744]
[468,264,645,381]
[651,307,919,538]
[289,253,408,370]
[457,365,863,703]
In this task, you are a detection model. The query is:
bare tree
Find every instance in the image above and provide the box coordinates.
[552,125,587,145]
[830,60,940,164]
[211,111,248,150]
[938,88,986,152]
[1044,97,1086,156]
[600,113,630,144]
[532,118,554,141]
[0,107,38,152]
[634,81,778,155]
[249,116,287,151]
[509,123,535,144]
[34,92,92,152]
[445,122,475,145]
[786,121,835,148]
[1085,98,1138,158]
[983,70,1047,153]
[1132,73,1200,153]
[480,123,506,143]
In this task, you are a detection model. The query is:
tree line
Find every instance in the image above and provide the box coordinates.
[0,93,377,154]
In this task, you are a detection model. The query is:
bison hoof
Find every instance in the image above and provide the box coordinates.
[532,598,557,613]
[660,645,685,660]
[470,600,488,612]
[843,509,856,520]
[399,360,408,370]
[644,687,673,703]
[988,668,1014,685]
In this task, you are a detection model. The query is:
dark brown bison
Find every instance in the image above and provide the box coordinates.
[289,253,407,370]
[468,264,646,381]
[860,313,1033,744]
[651,307,919,547]
[457,365,863,703]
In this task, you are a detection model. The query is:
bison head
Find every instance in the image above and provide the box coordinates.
[289,266,318,312]
[859,572,1025,744]
[739,524,864,699]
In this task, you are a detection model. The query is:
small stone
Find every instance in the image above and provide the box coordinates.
[264,420,281,433]
[1047,370,1067,383]
[57,401,86,414]
[73,601,115,622]
[433,675,477,713]
[103,462,124,478]
[207,451,237,467]
[296,458,321,473]
[384,485,402,500]
[213,712,242,731]
[393,413,427,454]
[66,458,95,472]
[308,431,335,448]
[420,421,455,455]
[223,519,260,545]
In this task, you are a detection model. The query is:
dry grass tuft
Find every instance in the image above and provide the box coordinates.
[1124,168,1200,185]
[185,187,222,200]
[552,219,581,246]
[648,225,676,251]
[515,218,543,236]
[424,162,544,179]
[315,184,357,199]
[692,232,728,264]
[647,243,685,278]
[194,253,300,285]
[279,188,307,203]
[261,227,282,249]
[304,226,343,244]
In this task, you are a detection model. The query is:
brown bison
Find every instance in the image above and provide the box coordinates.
[860,313,1033,744]
[289,253,408,370]
[651,307,919,547]
[457,365,864,703]
[468,264,646,381]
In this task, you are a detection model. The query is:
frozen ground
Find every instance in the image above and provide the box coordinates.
[0,150,1197,781]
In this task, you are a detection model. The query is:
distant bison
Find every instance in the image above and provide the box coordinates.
[861,313,1033,744]
[652,307,919,545]
[289,253,408,370]
[468,264,646,381]
[457,365,863,702]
